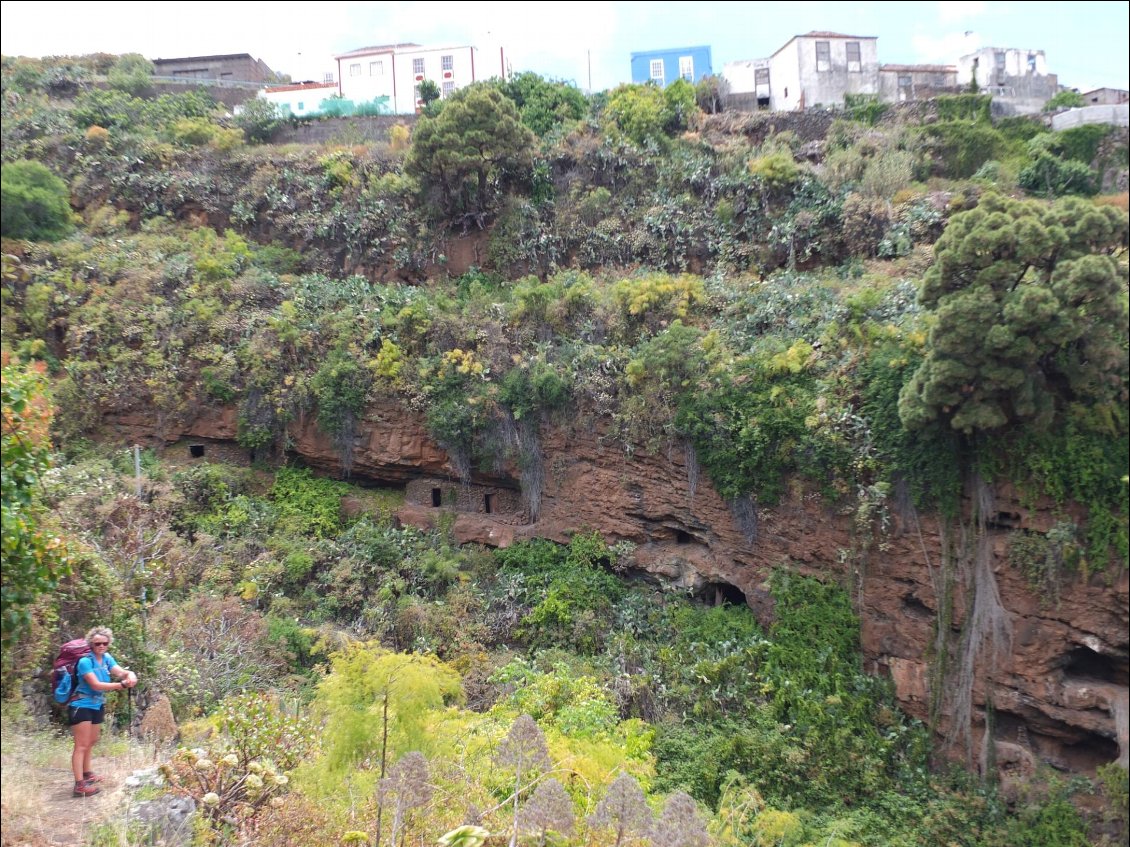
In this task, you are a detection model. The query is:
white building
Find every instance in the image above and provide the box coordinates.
[955,47,1056,115]
[769,32,880,111]
[723,32,880,111]
[335,43,480,115]
[721,58,772,109]
[260,81,339,117]
[957,46,1047,91]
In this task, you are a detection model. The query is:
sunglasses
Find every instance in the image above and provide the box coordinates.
[90,641,110,647]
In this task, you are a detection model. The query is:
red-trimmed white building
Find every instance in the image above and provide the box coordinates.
[335,43,480,114]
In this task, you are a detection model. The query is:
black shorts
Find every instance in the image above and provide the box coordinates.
[68,705,105,726]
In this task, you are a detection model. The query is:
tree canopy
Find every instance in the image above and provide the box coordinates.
[899,193,1129,435]
[405,84,536,227]
[497,71,588,136]
[1,355,69,645]
[1,160,73,242]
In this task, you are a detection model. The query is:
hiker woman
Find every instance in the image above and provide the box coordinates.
[69,626,137,797]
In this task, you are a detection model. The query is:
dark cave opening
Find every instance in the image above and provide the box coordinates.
[901,592,933,619]
[1063,646,1128,686]
[698,581,747,607]
[188,444,205,458]
[986,510,1022,530]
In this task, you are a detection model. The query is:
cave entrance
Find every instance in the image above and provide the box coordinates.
[1064,646,1128,686]
[700,581,747,607]
[484,493,495,514]
[189,444,205,458]
[675,529,693,544]
[431,487,442,507]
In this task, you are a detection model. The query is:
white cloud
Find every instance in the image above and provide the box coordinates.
[341,1,622,89]
[912,31,975,64]
[937,1,987,23]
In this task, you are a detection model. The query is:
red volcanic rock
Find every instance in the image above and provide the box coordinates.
[110,400,1129,779]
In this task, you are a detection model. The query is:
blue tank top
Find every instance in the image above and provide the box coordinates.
[71,653,118,709]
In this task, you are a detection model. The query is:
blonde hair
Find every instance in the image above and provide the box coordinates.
[84,626,113,645]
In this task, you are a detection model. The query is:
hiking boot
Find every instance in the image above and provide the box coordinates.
[73,781,100,797]
[83,771,104,784]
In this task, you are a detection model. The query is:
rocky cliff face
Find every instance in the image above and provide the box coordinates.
[107,398,1130,780]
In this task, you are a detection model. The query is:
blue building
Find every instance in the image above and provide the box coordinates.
[630,46,713,86]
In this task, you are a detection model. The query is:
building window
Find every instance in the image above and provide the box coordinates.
[370,60,383,76]
[815,41,831,72]
[898,75,912,89]
[296,101,304,111]
[442,81,454,97]
[413,85,421,102]
[846,41,861,72]
[995,51,1006,69]
[441,54,453,72]
[413,58,425,75]
[1027,52,1037,72]
[349,63,361,76]
[323,72,334,84]
[650,58,664,85]
[755,67,770,85]
[679,55,694,81]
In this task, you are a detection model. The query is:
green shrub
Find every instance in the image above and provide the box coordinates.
[1,160,73,241]
[921,121,1005,178]
[1056,123,1113,164]
[235,97,282,143]
[499,358,571,420]
[270,467,349,538]
[844,93,888,126]
[935,93,992,123]
[1042,89,1085,112]
[1018,154,1098,197]
[497,535,625,654]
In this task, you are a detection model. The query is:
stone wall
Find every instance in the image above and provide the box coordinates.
[405,477,523,517]
[1051,104,1130,131]
[271,114,417,145]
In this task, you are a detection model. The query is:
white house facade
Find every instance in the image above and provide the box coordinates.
[335,43,479,114]
[770,32,880,111]
[260,82,339,117]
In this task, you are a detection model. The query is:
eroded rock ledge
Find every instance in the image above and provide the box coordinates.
[106,398,1130,778]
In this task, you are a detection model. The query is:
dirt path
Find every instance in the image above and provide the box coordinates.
[1,731,146,847]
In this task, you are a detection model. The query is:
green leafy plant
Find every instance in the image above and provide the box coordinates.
[1,160,73,242]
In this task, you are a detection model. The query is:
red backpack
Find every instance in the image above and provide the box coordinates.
[52,639,91,704]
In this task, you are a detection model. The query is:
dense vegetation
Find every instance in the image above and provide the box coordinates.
[1,52,1127,846]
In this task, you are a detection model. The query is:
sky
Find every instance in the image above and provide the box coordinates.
[1,1,1127,93]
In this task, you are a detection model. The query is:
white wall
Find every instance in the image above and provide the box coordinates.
[338,51,397,105]
[392,46,478,114]
[793,37,879,108]
[1051,104,1129,130]
[261,84,340,116]
[722,58,770,96]
[957,47,1047,90]
[770,39,801,111]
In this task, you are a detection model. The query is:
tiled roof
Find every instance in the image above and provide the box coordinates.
[880,64,956,72]
[153,53,255,63]
[264,82,337,93]
[799,31,875,40]
[334,43,421,59]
